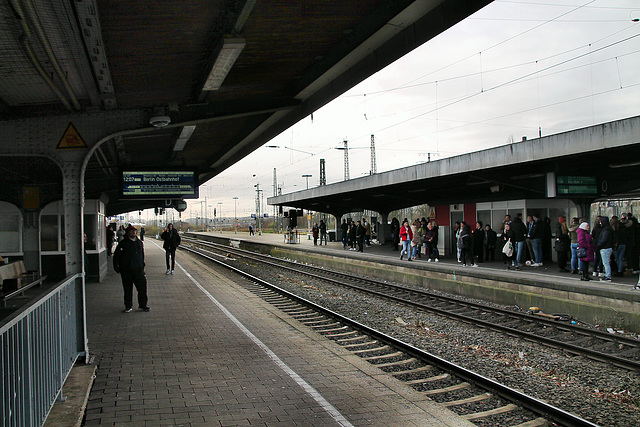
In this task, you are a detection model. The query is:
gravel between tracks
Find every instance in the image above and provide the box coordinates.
[234,256,640,426]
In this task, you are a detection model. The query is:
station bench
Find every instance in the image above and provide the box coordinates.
[0,260,47,306]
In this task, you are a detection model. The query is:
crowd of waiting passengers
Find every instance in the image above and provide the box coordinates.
[496,212,639,284]
[336,212,640,285]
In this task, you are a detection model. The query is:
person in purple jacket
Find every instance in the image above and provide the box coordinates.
[577,222,595,282]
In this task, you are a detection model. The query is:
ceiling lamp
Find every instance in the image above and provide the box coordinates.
[149,115,171,127]
[202,38,246,91]
[173,125,196,151]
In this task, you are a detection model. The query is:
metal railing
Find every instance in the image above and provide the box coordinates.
[1,274,87,427]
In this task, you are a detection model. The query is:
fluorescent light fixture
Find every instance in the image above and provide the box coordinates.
[202,38,246,91]
[609,161,640,168]
[173,125,196,151]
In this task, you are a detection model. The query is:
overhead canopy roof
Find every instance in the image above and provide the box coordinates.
[268,116,640,217]
[0,0,492,215]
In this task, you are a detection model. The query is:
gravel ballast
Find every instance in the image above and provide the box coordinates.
[225,252,640,427]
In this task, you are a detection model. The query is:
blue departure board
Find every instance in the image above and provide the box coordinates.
[120,171,198,199]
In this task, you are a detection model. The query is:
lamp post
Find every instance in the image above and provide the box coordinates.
[301,174,312,238]
[217,202,223,231]
[233,197,238,234]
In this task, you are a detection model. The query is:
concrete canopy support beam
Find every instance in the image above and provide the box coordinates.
[61,161,84,276]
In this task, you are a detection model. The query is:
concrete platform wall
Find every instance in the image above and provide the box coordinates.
[191,233,640,332]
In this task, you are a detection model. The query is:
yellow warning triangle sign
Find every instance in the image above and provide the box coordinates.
[56,122,87,149]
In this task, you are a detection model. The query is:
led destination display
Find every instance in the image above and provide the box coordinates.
[556,176,598,196]
[121,171,198,199]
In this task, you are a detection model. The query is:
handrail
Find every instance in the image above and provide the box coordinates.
[0,273,86,427]
[1,274,48,306]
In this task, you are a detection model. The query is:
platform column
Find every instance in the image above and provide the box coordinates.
[379,212,389,245]
[334,214,343,242]
[61,160,84,276]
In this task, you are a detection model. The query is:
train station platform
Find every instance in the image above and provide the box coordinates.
[188,230,640,333]
[78,239,471,426]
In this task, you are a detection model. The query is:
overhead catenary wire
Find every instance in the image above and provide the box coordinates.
[188,0,640,213]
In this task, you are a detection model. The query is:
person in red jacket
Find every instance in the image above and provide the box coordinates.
[399,220,413,261]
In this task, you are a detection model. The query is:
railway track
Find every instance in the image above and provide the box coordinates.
[182,237,640,372]
[180,239,600,426]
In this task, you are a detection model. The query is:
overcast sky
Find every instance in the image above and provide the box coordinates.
[185,0,640,220]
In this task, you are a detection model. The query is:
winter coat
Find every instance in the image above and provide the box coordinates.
[485,228,497,248]
[529,219,543,239]
[425,226,438,245]
[554,223,570,252]
[621,216,637,247]
[613,223,627,248]
[348,224,357,239]
[410,225,421,246]
[596,217,613,250]
[113,237,145,273]
[568,223,579,244]
[400,225,413,242]
[511,219,527,242]
[472,227,485,252]
[161,229,181,250]
[458,226,471,249]
[502,229,514,245]
[340,222,348,236]
[577,228,595,263]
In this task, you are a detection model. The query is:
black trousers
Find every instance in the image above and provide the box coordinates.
[165,248,176,270]
[558,250,569,269]
[121,270,147,309]
[461,247,474,265]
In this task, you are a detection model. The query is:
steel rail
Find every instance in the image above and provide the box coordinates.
[182,238,640,371]
[182,244,598,427]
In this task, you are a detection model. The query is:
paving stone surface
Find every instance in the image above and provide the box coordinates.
[85,239,470,426]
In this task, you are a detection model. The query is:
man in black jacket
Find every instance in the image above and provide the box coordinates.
[113,224,149,312]
[161,223,181,274]
[529,214,544,267]
[596,216,614,281]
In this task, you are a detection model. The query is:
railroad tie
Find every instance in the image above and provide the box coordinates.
[352,345,390,354]
[423,382,470,395]
[461,403,518,420]
[375,358,417,368]
[362,351,404,361]
[439,393,492,407]
[342,340,378,349]
[405,372,449,385]
[391,365,434,376]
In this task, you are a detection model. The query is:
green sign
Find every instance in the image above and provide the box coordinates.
[556,176,597,195]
